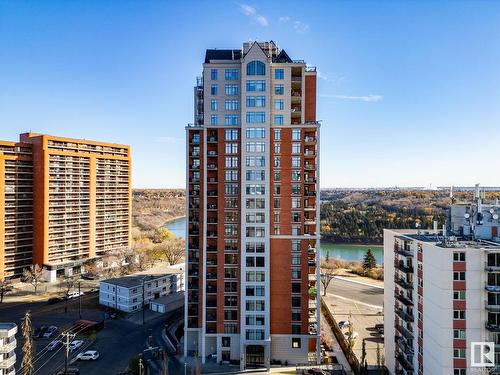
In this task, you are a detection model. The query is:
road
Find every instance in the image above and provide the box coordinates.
[327,277,383,308]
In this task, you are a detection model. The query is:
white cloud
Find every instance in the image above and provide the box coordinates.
[293,21,309,34]
[255,14,269,27]
[238,3,268,27]
[239,3,256,16]
[156,136,183,144]
[279,16,290,22]
[319,94,384,102]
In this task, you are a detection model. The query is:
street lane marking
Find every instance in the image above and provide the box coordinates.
[327,293,383,310]
[333,276,384,290]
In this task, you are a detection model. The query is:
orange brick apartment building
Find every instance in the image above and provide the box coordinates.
[0,133,131,282]
[185,41,320,369]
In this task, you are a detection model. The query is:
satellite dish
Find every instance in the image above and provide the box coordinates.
[494,214,499,220]
[490,209,495,214]
[464,213,470,219]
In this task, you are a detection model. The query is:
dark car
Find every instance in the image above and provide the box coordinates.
[55,367,80,375]
[81,273,98,280]
[47,297,64,305]
[34,325,48,338]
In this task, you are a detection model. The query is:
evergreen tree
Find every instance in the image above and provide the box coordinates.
[363,248,377,271]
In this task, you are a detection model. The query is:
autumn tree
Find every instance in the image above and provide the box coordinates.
[21,311,34,375]
[152,238,185,265]
[22,265,44,295]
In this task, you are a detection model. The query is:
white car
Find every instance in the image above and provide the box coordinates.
[66,291,84,300]
[344,331,359,340]
[69,340,84,352]
[47,340,62,351]
[338,320,350,329]
[76,350,99,361]
[43,326,58,338]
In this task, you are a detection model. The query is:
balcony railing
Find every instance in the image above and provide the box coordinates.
[396,353,414,372]
[395,292,414,306]
[394,260,414,273]
[395,324,414,339]
[486,301,500,312]
[395,307,414,322]
[394,276,414,290]
[486,323,500,332]
[486,261,500,272]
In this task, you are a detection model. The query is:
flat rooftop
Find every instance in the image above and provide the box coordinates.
[392,230,500,249]
[0,323,17,331]
[101,273,179,289]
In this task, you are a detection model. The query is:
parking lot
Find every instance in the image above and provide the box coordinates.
[0,291,177,375]
[323,293,384,366]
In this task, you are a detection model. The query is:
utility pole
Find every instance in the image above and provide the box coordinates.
[78,281,82,319]
[63,332,76,374]
[142,277,146,325]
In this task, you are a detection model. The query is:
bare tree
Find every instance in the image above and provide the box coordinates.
[0,278,13,303]
[153,238,185,265]
[22,265,44,295]
[21,310,34,375]
[60,275,77,297]
[320,259,339,296]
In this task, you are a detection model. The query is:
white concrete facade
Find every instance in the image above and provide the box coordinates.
[0,323,17,375]
[384,228,500,375]
[99,273,183,313]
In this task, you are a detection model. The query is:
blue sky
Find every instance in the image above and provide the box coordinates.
[1,0,499,188]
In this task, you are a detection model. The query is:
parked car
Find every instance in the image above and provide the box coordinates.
[88,287,99,293]
[76,350,99,361]
[338,320,350,329]
[81,273,98,280]
[47,340,62,351]
[47,297,64,305]
[43,326,58,338]
[56,367,80,375]
[69,340,84,352]
[66,291,84,300]
[34,325,48,338]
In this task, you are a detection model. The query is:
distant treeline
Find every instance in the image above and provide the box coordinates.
[320,190,454,244]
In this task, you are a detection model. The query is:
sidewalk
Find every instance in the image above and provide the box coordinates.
[334,270,384,289]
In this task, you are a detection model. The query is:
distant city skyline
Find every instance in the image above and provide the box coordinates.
[1,1,499,188]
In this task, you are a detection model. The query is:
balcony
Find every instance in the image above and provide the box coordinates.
[207,204,217,210]
[394,260,414,274]
[304,150,316,157]
[485,284,500,292]
[0,354,16,369]
[396,353,414,372]
[486,301,500,312]
[206,286,217,294]
[208,151,217,157]
[304,164,316,171]
[207,164,217,170]
[394,244,413,257]
[0,339,16,353]
[304,136,316,144]
[395,292,414,306]
[394,276,414,290]
[486,323,500,332]
[395,324,414,339]
[486,261,500,272]
[395,307,414,322]
[207,137,217,143]
[207,273,217,280]
[395,336,414,355]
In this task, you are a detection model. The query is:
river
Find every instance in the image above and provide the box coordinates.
[165,217,383,265]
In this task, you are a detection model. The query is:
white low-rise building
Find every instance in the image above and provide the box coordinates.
[99,271,184,312]
[0,323,17,375]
